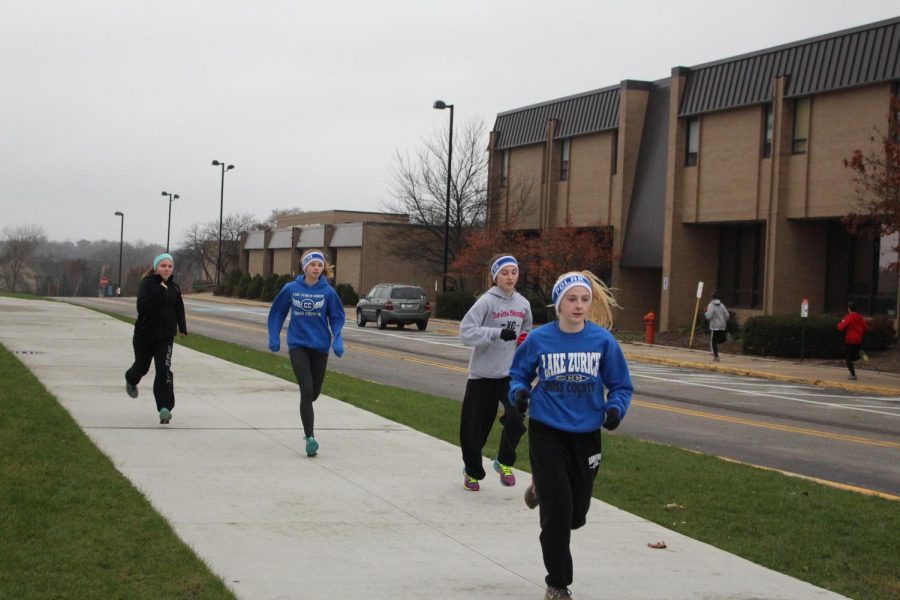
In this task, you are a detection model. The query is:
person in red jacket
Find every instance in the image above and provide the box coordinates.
[837,302,869,380]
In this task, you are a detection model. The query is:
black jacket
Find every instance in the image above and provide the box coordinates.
[134,274,187,341]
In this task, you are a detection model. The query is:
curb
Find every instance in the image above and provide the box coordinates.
[624,352,900,397]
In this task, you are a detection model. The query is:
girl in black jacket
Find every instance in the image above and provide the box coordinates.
[124,253,187,424]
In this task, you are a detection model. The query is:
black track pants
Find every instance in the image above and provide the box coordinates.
[845,343,860,376]
[460,377,526,479]
[289,347,329,438]
[528,418,602,589]
[126,336,175,412]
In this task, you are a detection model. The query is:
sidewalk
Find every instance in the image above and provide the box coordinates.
[189,292,900,397]
[0,296,847,599]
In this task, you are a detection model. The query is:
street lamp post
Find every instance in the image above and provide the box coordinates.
[211,160,235,289]
[433,100,454,293]
[114,211,124,296]
[161,191,179,253]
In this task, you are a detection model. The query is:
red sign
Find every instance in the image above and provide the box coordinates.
[100,276,109,286]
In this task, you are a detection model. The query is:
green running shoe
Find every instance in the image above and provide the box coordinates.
[159,408,172,424]
[304,436,319,457]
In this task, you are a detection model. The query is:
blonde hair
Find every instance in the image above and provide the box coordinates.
[553,270,619,329]
[300,249,335,279]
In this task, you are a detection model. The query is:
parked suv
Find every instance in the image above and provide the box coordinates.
[356,283,431,330]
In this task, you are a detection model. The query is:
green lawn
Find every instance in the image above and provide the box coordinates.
[4,300,899,599]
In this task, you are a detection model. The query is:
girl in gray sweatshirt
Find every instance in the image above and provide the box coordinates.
[459,254,533,491]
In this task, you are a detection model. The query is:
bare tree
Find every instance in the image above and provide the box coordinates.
[0,224,47,292]
[380,117,489,289]
[177,213,258,281]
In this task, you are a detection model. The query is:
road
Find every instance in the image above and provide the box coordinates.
[68,296,900,498]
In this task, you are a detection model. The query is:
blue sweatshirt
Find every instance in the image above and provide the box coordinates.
[508,320,633,433]
[267,275,346,355]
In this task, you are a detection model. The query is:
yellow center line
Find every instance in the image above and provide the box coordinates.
[634,399,900,449]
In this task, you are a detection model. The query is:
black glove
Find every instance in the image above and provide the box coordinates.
[603,407,621,431]
[515,388,530,414]
[499,327,517,342]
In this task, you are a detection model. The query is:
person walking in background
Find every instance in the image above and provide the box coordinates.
[704,291,729,362]
[509,271,633,600]
[458,254,533,491]
[267,250,345,457]
[124,253,188,425]
[838,302,869,380]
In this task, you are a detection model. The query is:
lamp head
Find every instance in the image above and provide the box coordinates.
[114,211,123,216]
[161,191,168,196]
[173,194,180,200]
[226,164,235,171]
[433,100,448,110]
[212,160,221,166]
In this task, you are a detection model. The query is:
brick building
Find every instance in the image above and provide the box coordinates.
[240,210,443,301]
[488,17,900,330]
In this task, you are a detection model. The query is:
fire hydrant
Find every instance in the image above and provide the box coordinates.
[643,311,656,345]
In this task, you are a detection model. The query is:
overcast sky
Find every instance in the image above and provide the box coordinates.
[1,1,897,247]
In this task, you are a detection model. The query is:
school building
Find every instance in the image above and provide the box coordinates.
[240,210,442,300]
[488,17,900,331]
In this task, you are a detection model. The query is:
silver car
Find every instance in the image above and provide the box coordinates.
[356,283,431,330]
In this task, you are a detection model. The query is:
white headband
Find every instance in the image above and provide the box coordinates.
[301,251,325,271]
[490,255,518,280]
[552,273,592,311]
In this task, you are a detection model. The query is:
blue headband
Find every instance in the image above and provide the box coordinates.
[490,255,518,280]
[153,253,174,270]
[301,251,325,271]
[552,273,592,310]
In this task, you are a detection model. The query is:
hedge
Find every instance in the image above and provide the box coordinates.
[742,314,896,358]
[436,291,477,320]
[335,283,359,306]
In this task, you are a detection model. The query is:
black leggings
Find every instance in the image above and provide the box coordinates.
[126,336,174,412]
[845,344,860,376]
[289,347,329,437]
[528,418,602,589]
[459,377,526,479]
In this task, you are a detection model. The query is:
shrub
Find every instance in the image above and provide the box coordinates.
[237,273,252,298]
[260,274,279,302]
[436,291,477,320]
[523,289,552,324]
[334,283,359,306]
[275,273,293,292]
[742,315,844,358]
[865,316,897,350]
[247,274,265,299]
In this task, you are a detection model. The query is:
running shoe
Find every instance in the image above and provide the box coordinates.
[545,585,572,599]
[125,382,138,398]
[304,436,319,457]
[861,351,869,363]
[159,408,172,424]
[524,479,539,509]
[493,458,516,487]
[463,469,480,491]
[848,375,858,381]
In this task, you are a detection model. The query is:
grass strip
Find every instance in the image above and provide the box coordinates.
[0,344,235,600]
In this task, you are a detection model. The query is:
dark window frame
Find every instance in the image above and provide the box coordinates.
[560,139,570,181]
[500,150,509,187]
[792,97,810,155]
[611,130,618,175]
[762,103,773,158]
[685,117,699,166]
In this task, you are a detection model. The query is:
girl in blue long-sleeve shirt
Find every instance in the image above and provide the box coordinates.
[267,250,345,457]
[508,271,633,599]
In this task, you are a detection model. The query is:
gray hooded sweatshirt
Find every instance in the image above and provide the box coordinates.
[460,286,533,379]
[704,299,730,331]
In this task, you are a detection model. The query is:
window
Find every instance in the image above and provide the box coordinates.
[685,117,699,166]
[500,150,509,187]
[560,139,570,181]
[792,97,810,154]
[717,223,765,308]
[762,104,773,158]
[611,131,618,175]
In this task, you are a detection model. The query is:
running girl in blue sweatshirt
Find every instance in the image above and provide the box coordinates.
[267,250,346,457]
[509,271,633,599]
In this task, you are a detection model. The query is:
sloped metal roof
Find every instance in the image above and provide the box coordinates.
[296,226,325,248]
[269,229,293,249]
[680,17,900,116]
[330,223,362,247]
[493,86,620,150]
[244,230,266,250]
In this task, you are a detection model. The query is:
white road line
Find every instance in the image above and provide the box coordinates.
[631,371,900,418]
